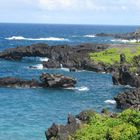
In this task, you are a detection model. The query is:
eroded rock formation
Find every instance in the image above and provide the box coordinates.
[114,88,140,109]
[0,43,109,71]
[0,73,76,88]
[45,110,95,140]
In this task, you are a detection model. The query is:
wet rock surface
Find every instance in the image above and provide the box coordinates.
[0,43,138,73]
[0,43,110,71]
[0,73,76,88]
[45,109,119,140]
[96,28,140,40]
[114,88,140,109]
[45,110,95,140]
[112,66,140,88]
[40,73,76,88]
[112,54,140,110]
[112,54,140,88]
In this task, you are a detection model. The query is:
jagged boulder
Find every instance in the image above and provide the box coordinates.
[40,73,76,88]
[112,66,140,88]
[45,110,95,140]
[43,59,61,68]
[45,114,81,140]
[119,67,140,87]
[75,110,95,123]
[112,54,140,88]
[114,88,140,109]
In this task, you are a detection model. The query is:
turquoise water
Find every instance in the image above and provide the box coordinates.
[0,24,136,140]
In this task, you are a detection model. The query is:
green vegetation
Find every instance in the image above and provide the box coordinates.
[72,109,140,140]
[89,47,140,66]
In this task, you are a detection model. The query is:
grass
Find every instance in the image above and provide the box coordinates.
[89,46,140,66]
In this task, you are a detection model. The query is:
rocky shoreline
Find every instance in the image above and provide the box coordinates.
[0,43,111,72]
[0,38,140,139]
[0,43,140,109]
[45,107,140,140]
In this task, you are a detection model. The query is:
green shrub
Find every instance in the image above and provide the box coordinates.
[73,109,140,140]
[108,123,138,140]
[118,109,140,132]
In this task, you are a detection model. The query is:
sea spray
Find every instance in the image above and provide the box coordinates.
[5,36,69,41]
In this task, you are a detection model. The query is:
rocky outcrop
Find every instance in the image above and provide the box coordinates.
[45,109,119,140]
[45,110,95,140]
[0,43,109,71]
[118,68,140,88]
[96,28,140,40]
[75,110,95,123]
[46,115,80,140]
[0,43,107,61]
[112,65,140,88]
[112,53,140,110]
[130,104,140,111]
[114,88,140,109]
[1,43,137,72]
[0,73,76,88]
[96,33,115,37]
[114,29,140,40]
[40,73,76,88]
[112,54,140,88]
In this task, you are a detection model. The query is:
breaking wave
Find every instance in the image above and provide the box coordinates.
[104,100,116,105]
[60,68,70,72]
[76,86,90,91]
[39,57,49,62]
[5,36,69,41]
[66,86,89,91]
[111,39,140,43]
[29,64,44,70]
[84,35,96,38]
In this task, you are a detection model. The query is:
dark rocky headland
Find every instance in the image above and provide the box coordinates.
[96,28,140,40]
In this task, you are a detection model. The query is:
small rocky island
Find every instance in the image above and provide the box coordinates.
[0,73,76,88]
[96,28,140,41]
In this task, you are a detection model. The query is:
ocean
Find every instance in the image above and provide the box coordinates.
[0,23,138,140]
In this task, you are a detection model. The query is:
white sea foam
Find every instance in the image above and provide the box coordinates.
[111,39,140,43]
[5,36,69,41]
[29,64,44,70]
[76,86,90,91]
[84,35,96,38]
[60,68,70,72]
[66,86,89,91]
[39,57,49,62]
[60,64,70,72]
[6,36,25,40]
[125,85,134,89]
[104,100,116,105]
